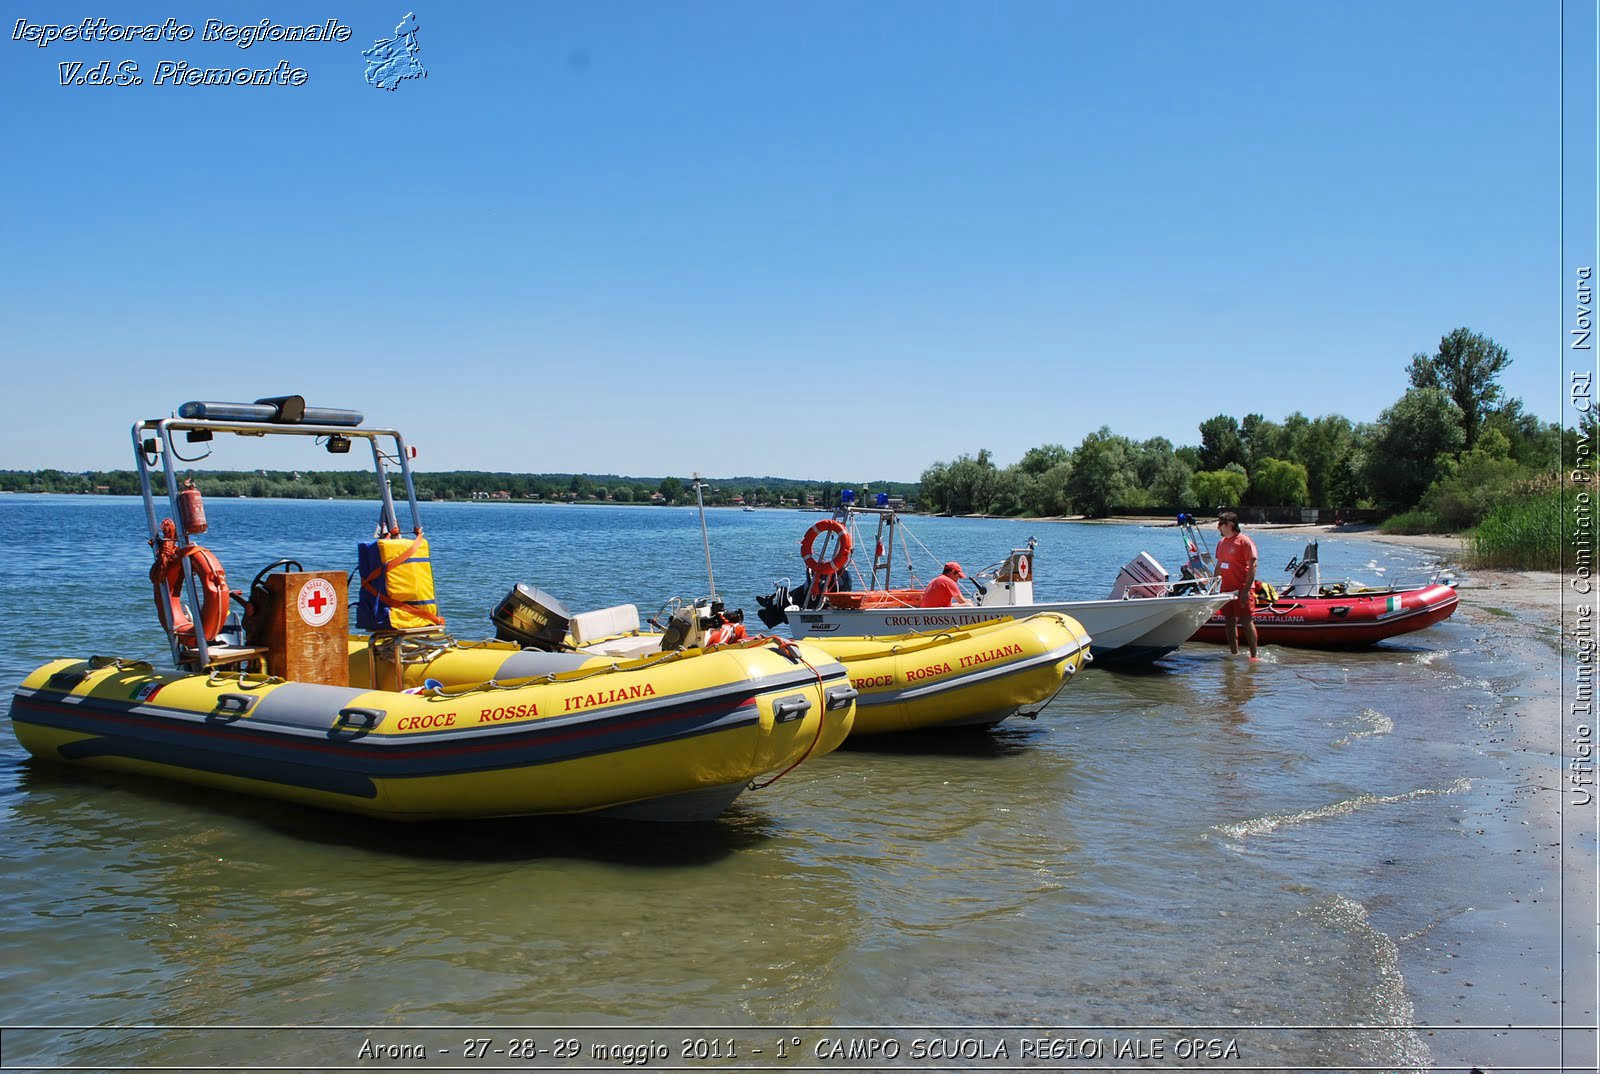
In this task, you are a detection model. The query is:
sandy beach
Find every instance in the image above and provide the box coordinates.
[1041,512,1588,1063]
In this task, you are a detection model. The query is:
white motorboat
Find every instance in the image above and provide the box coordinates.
[755,506,1229,667]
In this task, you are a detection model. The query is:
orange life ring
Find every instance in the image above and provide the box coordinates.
[1015,555,1031,581]
[149,518,230,646]
[800,519,852,577]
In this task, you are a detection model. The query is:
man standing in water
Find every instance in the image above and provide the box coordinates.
[1214,511,1259,659]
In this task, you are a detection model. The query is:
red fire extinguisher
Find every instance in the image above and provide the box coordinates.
[178,478,208,535]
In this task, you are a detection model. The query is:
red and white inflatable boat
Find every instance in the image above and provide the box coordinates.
[1191,580,1460,646]
[1178,524,1460,647]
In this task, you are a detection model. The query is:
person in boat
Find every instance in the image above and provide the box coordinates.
[919,562,970,608]
[1214,511,1259,659]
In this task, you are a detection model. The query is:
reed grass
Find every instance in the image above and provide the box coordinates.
[1467,491,1564,571]
[1380,509,1446,535]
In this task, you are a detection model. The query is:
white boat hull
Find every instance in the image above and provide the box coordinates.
[785,593,1229,666]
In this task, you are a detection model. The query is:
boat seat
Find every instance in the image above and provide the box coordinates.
[569,604,641,646]
[579,635,662,660]
[183,645,269,673]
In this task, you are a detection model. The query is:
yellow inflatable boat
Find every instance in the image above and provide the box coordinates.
[560,597,1092,735]
[8,398,857,822]
[807,613,1090,734]
[13,637,855,822]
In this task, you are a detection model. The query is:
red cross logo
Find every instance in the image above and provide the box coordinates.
[297,578,339,627]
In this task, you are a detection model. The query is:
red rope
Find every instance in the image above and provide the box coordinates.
[750,638,831,790]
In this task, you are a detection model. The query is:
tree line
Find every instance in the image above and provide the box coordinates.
[918,327,1587,531]
[6,327,1583,536]
[0,467,919,509]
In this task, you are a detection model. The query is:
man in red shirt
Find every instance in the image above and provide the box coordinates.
[1214,511,1259,659]
[919,562,969,608]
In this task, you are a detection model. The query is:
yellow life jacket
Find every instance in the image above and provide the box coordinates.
[357,534,444,631]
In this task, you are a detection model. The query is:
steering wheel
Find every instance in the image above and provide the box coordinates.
[251,560,305,591]
[647,597,682,632]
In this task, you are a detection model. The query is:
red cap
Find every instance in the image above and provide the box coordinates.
[944,562,965,578]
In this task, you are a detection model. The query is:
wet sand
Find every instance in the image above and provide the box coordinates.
[1042,512,1588,1063]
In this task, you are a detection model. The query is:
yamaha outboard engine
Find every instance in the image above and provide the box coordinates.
[491,583,572,651]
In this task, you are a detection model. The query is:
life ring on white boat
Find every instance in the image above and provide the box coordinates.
[1015,555,1031,581]
[800,519,852,577]
[149,517,230,646]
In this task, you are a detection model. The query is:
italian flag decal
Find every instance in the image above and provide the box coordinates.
[1385,596,1402,614]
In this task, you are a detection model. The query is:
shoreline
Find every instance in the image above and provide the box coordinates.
[1054,512,1577,1052]
[1030,515,1562,622]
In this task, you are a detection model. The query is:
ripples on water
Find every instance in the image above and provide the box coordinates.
[1213,779,1473,840]
[0,498,1536,1069]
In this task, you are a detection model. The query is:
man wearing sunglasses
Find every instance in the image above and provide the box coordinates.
[1214,511,1259,659]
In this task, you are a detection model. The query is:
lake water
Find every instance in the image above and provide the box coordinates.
[0,497,1566,1070]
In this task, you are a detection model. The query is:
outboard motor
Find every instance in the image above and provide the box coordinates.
[491,583,572,651]
[661,599,747,651]
[1110,552,1172,600]
[755,584,791,629]
[783,567,857,612]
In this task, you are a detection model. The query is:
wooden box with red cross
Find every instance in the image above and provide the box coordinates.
[265,571,349,687]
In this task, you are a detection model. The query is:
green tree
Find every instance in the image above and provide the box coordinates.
[945,450,1000,514]
[1419,428,1527,528]
[1015,443,1071,476]
[1239,413,1280,471]
[1483,398,1562,470]
[658,476,684,503]
[1034,460,1074,515]
[1407,327,1512,450]
[1198,415,1244,471]
[989,469,1033,516]
[1192,467,1249,509]
[1364,388,1466,508]
[1277,412,1312,466]
[919,461,952,512]
[1067,428,1139,517]
[1251,457,1311,506]
[1132,437,1175,488]
[1302,414,1358,506]
[1152,457,1195,508]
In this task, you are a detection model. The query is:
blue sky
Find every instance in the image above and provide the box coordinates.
[0,2,1579,480]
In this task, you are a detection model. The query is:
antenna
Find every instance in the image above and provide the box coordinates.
[693,473,717,602]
